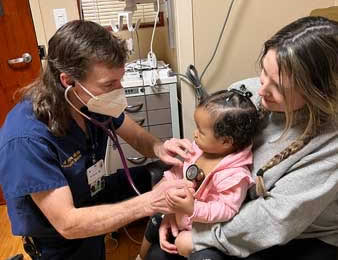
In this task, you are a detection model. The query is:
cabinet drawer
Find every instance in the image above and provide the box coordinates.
[148,109,171,125]
[120,144,148,165]
[146,93,170,110]
[105,142,152,173]
[116,125,149,145]
[117,123,172,145]
[126,96,146,112]
[149,124,172,139]
[126,111,148,127]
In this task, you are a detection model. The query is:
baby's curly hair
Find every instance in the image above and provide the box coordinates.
[198,88,259,152]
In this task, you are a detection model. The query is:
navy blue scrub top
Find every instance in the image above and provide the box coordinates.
[0,99,125,259]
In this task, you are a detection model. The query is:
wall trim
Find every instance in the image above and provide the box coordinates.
[173,0,195,139]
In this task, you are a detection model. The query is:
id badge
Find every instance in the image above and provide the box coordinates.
[87,159,105,197]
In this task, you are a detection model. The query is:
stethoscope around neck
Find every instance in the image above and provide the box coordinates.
[65,85,141,195]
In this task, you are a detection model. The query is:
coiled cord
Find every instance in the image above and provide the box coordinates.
[171,65,208,102]
[171,0,236,103]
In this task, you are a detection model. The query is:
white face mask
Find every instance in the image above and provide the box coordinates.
[65,82,127,118]
[78,82,127,117]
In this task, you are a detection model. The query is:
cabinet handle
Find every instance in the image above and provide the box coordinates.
[126,103,143,112]
[135,118,145,126]
[127,157,147,164]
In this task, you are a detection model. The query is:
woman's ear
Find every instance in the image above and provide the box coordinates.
[59,72,73,89]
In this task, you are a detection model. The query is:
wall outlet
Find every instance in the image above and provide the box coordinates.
[53,8,68,29]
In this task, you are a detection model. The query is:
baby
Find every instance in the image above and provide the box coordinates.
[137,87,260,259]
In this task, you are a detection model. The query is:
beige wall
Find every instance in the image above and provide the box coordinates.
[29,0,80,48]
[116,23,175,65]
[29,1,337,139]
[29,0,175,65]
[176,0,337,139]
[109,13,175,64]
[172,0,195,138]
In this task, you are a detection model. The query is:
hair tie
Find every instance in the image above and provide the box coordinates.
[255,168,268,198]
[256,168,264,177]
[239,84,253,98]
[245,92,253,98]
[225,92,235,102]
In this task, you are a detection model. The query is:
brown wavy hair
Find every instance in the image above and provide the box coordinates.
[255,16,338,197]
[19,20,128,136]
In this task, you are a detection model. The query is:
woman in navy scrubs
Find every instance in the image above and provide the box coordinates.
[0,20,193,260]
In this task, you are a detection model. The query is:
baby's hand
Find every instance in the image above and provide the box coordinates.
[166,187,195,216]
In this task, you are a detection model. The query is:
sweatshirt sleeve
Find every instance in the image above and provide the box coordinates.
[190,179,249,223]
[191,155,338,257]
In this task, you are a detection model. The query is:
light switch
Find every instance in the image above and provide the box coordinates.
[53,8,68,29]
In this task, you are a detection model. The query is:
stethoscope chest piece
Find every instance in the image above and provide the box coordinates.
[185,164,205,182]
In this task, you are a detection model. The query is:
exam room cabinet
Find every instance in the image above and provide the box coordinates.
[105,82,180,174]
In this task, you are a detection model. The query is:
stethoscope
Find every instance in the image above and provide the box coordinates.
[185,164,205,186]
[65,85,141,195]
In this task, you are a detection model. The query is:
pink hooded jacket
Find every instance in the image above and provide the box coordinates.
[164,142,255,229]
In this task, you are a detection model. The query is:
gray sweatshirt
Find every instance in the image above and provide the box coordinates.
[192,78,338,257]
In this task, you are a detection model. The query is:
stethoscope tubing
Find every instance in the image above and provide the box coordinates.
[90,117,141,196]
[65,86,141,196]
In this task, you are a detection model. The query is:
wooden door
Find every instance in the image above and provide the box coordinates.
[0,0,41,204]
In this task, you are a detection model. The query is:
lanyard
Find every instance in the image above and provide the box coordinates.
[64,85,141,195]
[87,120,98,165]
[89,117,141,195]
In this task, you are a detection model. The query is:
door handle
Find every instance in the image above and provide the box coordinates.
[8,53,32,65]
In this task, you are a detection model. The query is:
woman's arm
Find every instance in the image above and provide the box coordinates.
[31,178,193,239]
[116,114,161,157]
[116,115,193,166]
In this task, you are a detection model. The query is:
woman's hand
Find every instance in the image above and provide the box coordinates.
[159,214,179,254]
[153,138,194,167]
[166,186,195,216]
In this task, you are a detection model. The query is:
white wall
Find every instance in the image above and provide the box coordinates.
[175,0,336,139]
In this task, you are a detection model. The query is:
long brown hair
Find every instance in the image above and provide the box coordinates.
[19,20,128,136]
[255,16,338,197]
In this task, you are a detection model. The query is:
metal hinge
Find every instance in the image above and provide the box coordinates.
[38,45,46,60]
[0,0,4,17]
